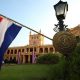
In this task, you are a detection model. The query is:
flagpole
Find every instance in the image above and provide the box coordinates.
[0,14,53,41]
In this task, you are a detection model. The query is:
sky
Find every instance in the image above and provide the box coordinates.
[0,0,80,47]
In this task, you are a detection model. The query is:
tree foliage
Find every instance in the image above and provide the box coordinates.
[69,43,80,80]
[36,53,60,64]
[47,43,80,80]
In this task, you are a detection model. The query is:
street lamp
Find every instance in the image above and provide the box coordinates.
[54,0,68,31]
[53,1,77,79]
[53,0,77,57]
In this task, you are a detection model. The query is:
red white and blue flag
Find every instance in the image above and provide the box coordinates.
[0,16,22,65]
[32,51,36,63]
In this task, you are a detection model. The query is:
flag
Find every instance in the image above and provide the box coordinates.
[32,51,36,63]
[17,52,21,64]
[0,16,22,67]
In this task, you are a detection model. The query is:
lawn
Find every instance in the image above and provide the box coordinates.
[0,64,52,80]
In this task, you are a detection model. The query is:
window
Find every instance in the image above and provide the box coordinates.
[44,48,48,53]
[18,49,21,53]
[39,48,43,53]
[30,48,33,52]
[76,36,80,43]
[14,50,17,54]
[32,36,33,39]
[11,50,13,54]
[7,50,10,54]
[34,47,36,52]
[50,47,53,52]
[22,49,24,52]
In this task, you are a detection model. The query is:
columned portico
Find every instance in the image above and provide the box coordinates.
[4,32,56,64]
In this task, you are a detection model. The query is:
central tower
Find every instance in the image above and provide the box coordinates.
[29,30,44,46]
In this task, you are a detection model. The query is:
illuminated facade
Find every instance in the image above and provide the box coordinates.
[4,31,55,64]
[4,25,80,64]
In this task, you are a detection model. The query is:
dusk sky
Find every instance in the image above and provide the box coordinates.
[0,0,80,47]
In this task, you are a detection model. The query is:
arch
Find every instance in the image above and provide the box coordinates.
[14,49,17,54]
[7,50,10,54]
[30,48,33,52]
[49,47,54,53]
[22,49,24,52]
[44,48,48,53]
[11,50,13,54]
[18,49,21,52]
[34,47,36,52]
[39,48,43,53]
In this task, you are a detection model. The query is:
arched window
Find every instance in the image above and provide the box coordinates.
[76,36,80,43]
[39,48,43,53]
[14,50,17,54]
[34,47,36,52]
[22,49,24,52]
[44,48,48,53]
[7,50,10,54]
[11,50,13,54]
[50,47,53,53]
[18,49,21,53]
[30,48,33,52]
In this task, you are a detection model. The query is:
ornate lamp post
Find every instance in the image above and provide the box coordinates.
[53,0,77,57]
[54,0,68,32]
[53,1,77,79]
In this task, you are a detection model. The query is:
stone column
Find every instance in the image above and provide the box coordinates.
[22,55,25,64]
[43,47,44,54]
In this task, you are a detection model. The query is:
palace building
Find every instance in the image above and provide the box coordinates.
[4,25,80,64]
[4,30,55,64]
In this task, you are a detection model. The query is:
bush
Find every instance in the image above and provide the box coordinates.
[36,53,60,64]
[69,44,80,80]
[4,59,9,63]
[47,55,70,80]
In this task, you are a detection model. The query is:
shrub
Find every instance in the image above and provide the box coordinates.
[46,44,80,80]
[47,43,80,80]
[36,53,60,64]
[69,43,80,80]
[46,56,66,80]
[4,59,9,63]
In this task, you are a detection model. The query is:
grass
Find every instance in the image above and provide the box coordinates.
[0,64,52,80]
